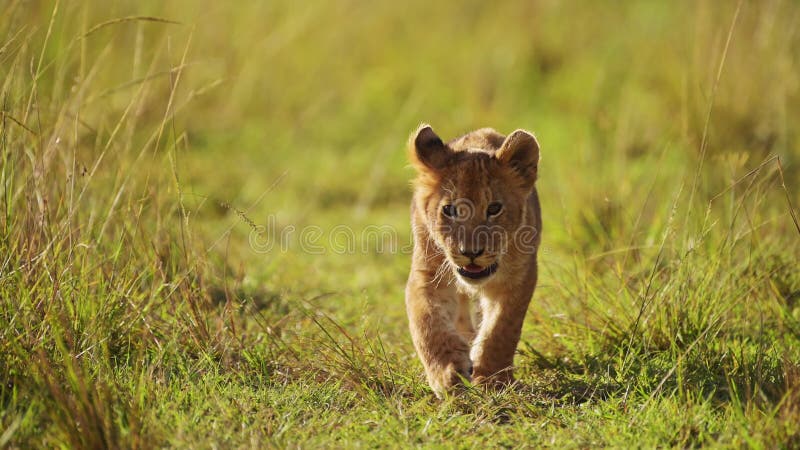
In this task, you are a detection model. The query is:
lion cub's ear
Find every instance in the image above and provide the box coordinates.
[496,129,540,186]
[409,124,451,172]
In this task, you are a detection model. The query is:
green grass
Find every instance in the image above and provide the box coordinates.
[2,0,800,447]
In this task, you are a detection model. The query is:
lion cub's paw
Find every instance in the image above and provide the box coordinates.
[428,357,473,397]
[470,367,514,391]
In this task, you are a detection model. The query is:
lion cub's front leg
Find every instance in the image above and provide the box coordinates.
[470,284,535,387]
[406,279,472,396]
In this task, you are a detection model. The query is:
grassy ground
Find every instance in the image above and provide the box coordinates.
[2,0,800,447]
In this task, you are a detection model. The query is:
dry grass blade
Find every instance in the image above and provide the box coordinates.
[82,16,182,38]
[0,111,37,136]
[776,158,800,238]
[684,0,743,233]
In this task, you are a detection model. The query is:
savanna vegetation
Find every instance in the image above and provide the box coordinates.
[1,0,800,447]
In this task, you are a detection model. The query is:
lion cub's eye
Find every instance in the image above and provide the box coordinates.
[487,202,503,217]
[442,204,456,217]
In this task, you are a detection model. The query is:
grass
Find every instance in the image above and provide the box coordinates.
[1,0,800,447]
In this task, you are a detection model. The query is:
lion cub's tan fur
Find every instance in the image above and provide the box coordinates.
[405,124,541,396]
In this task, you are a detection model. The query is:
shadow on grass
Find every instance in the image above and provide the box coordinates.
[519,328,800,416]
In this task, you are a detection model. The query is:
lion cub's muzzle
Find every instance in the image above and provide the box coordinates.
[446,234,502,282]
[452,248,500,281]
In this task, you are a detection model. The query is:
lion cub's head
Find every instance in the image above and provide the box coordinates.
[409,124,540,285]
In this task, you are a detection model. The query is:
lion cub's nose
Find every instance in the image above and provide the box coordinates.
[460,248,484,259]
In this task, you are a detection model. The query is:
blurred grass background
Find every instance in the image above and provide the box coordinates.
[2,0,800,447]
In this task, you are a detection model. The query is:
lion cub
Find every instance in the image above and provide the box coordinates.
[405,124,542,396]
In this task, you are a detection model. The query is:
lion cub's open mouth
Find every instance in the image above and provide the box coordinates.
[456,262,499,280]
